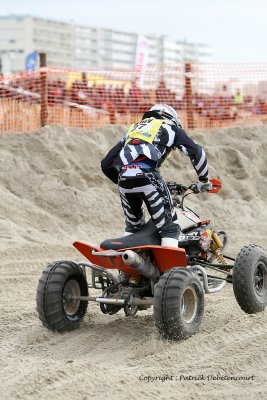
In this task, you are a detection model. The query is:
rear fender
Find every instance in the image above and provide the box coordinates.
[73,241,187,273]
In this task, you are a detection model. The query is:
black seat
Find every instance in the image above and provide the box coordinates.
[100,220,161,250]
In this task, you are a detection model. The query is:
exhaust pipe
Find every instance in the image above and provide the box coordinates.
[122,250,159,281]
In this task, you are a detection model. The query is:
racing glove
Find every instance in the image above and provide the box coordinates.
[195,180,213,193]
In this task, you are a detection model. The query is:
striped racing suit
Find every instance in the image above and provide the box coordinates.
[101,112,209,243]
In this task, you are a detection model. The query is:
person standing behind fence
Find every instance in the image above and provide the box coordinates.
[234,89,244,107]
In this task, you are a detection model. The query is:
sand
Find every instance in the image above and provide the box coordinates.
[0,123,267,400]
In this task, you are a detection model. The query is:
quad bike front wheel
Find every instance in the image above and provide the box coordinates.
[154,268,204,340]
[36,261,88,331]
[232,245,267,314]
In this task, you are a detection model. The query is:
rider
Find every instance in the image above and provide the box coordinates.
[101,104,212,247]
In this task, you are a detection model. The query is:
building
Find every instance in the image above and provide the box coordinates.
[0,15,212,74]
[0,15,74,73]
[74,27,212,70]
[74,26,138,70]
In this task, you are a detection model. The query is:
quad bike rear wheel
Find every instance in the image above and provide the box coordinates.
[36,261,88,331]
[154,268,204,340]
[232,245,267,314]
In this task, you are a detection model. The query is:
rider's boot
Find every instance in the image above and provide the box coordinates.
[161,238,178,248]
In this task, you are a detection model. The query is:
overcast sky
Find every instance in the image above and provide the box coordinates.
[2,0,266,62]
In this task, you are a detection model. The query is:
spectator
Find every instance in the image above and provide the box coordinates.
[234,89,244,107]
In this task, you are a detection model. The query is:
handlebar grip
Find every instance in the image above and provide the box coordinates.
[189,183,198,193]
[167,182,187,194]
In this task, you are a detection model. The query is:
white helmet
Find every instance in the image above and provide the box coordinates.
[149,104,182,127]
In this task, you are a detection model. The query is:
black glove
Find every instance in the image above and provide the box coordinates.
[167,182,186,195]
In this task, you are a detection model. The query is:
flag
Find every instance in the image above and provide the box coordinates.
[135,36,149,88]
[25,51,38,71]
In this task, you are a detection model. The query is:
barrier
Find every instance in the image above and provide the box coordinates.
[1,62,267,132]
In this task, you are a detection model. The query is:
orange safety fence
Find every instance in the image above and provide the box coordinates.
[0,62,267,132]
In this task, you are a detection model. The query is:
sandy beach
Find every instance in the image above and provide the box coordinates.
[0,123,266,400]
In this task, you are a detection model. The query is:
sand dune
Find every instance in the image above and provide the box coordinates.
[0,124,267,399]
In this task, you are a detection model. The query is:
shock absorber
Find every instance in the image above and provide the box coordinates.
[129,275,141,286]
[214,249,227,264]
[211,232,227,264]
[212,232,223,249]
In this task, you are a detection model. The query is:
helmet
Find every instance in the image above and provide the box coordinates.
[149,104,182,127]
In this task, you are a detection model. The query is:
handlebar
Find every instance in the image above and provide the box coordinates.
[167,181,198,194]
[167,178,222,195]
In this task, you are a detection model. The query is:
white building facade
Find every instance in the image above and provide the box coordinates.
[0,15,74,73]
[0,15,212,74]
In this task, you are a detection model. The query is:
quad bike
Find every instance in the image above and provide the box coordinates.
[36,179,267,340]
